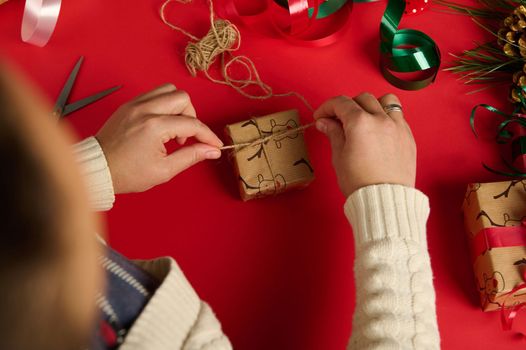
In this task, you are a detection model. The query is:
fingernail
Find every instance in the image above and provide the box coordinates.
[316,120,327,133]
[205,149,221,159]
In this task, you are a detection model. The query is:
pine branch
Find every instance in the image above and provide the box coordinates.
[435,0,513,17]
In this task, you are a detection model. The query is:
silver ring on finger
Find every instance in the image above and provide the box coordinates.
[383,104,403,115]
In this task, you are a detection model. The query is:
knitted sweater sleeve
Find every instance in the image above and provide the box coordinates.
[344,184,440,350]
[72,136,115,211]
[73,137,231,349]
[126,258,232,350]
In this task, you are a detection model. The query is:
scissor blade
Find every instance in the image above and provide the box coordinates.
[54,56,84,114]
[62,86,121,117]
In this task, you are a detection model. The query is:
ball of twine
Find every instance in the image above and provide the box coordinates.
[185,19,240,77]
[160,0,313,111]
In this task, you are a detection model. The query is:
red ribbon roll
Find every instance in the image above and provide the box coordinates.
[215,0,351,47]
[288,0,313,35]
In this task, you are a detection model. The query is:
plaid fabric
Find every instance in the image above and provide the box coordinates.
[91,248,161,350]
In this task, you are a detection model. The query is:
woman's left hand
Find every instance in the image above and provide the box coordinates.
[96,84,223,194]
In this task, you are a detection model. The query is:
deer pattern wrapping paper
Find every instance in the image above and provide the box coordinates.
[225,110,315,201]
[462,181,526,311]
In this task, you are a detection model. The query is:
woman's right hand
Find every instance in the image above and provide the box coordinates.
[313,93,417,198]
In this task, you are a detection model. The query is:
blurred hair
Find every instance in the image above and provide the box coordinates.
[0,73,87,350]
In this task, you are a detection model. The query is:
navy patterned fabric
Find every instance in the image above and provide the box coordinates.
[91,248,161,350]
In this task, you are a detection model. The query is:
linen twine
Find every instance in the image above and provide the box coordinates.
[159,0,316,163]
[221,120,315,195]
[159,0,313,110]
[219,121,315,151]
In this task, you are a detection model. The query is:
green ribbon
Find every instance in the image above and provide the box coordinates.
[380,0,440,90]
[274,0,438,89]
[470,87,526,177]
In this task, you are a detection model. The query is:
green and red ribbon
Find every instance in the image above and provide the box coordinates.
[215,0,440,90]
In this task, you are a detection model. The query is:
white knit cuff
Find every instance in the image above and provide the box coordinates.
[124,258,203,349]
[73,137,115,211]
[344,184,430,246]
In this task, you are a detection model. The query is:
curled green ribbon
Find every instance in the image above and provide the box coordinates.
[470,87,526,177]
[380,0,440,90]
[273,0,438,89]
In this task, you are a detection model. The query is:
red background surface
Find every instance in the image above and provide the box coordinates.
[0,0,523,348]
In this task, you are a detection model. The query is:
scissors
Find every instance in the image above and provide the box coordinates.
[54,56,121,119]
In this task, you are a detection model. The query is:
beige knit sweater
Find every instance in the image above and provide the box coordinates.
[74,136,440,350]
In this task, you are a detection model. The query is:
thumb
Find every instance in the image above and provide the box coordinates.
[165,143,221,177]
[316,118,345,151]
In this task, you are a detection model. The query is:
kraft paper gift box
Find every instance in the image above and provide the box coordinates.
[225,110,315,201]
[462,181,526,311]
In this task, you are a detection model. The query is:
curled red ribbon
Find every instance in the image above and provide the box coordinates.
[501,270,526,334]
[469,218,526,333]
[215,0,351,47]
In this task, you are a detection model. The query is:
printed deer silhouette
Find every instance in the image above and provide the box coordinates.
[240,118,300,161]
[477,271,505,308]
[269,119,299,149]
[239,174,287,197]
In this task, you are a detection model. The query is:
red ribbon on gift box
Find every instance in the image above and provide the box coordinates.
[470,220,526,334]
[471,219,526,263]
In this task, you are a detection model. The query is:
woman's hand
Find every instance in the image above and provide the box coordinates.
[96,84,223,194]
[314,93,416,198]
